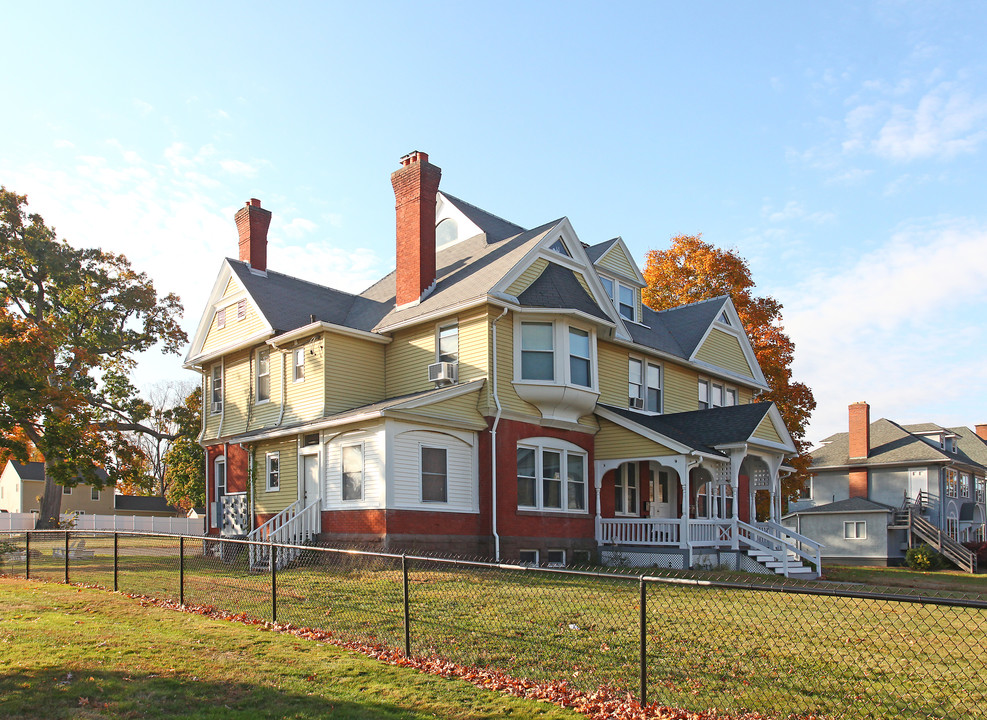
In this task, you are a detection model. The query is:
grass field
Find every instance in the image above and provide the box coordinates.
[4,532,987,719]
[0,577,584,720]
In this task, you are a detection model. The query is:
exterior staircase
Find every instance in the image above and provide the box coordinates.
[895,503,976,573]
[738,520,823,580]
[248,499,321,572]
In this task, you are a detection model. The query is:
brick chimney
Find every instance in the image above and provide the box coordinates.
[235,198,272,272]
[848,402,870,460]
[976,424,987,441]
[392,151,441,306]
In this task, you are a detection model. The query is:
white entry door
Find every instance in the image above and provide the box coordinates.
[302,454,320,507]
[650,467,676,518]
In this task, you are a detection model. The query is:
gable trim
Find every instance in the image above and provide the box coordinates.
[687,297,767,387]
[594,236,646,285]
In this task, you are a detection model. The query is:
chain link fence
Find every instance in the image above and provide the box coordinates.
[2,530,985,719]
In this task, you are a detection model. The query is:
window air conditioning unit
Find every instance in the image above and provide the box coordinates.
[629,396,645,410]
[428,362,457,386]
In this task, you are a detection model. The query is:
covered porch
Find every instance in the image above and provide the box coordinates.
[593,404,822,578]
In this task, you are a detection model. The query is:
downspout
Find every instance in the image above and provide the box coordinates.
[248,447,254,533]
[277,348,287,426]
[213,358,226,533]
[490,307,509,561]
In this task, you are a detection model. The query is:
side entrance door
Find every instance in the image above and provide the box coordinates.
[302,454,320,508]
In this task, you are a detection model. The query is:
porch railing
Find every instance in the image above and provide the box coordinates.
[738,519,823,574]
[688,519,733,547]
[247,499,320,571]
[599,517,681,545]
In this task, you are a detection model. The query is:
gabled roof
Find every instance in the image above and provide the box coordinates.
[7,461,45,481]
[812,418,987,471]
[597,401,787,457]
[650,296,729,358]
[228,260,389,334]
[585,238,619,263]
[440,193,526,242]
[786,497,895,516]
[951,427,987,468]
[517,262,612,322]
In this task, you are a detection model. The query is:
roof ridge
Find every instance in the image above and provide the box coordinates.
[229,258,363,300]
[647,294,729,316]
[440,192,526,234]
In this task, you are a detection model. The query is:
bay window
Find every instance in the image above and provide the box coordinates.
[568,328,591,387]
[520,322,554,381]
[517,320,596,389]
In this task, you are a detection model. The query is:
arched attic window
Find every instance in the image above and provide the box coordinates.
[436,218,458,247]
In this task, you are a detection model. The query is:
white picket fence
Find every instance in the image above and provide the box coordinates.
[0,512,204,535]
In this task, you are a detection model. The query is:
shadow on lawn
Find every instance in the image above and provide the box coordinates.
[0,668,486,720]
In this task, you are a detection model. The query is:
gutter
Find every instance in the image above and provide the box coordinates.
[490,307,509,561]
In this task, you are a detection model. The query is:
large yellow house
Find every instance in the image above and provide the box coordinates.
[184,151,818,576]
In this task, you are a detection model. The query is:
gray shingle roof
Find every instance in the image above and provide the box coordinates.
[585,238,618,263]
[517,262,611,321]
[951,427,987,468]
[440,193,526,242]
[9,461,45,481]
[789,497,895,515]
[646,296,729,358]
[598,402,776,457]
[114,495,178,514]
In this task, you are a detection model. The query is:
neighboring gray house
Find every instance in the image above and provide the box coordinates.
[784,402,987,569]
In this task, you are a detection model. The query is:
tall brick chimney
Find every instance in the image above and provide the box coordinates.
[235,198,272,272]
[392,151,441,306]
[848,402,870,460]
[976,424,987,441]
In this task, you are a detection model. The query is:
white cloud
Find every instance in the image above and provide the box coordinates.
[781,219,987,443]
[219,159,259,177]
[279,217,318,238]
[761,200,835,225]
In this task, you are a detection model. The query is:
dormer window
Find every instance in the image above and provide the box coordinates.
[436,218,458,248]
[598,274,637,322]
[548,238,570,256]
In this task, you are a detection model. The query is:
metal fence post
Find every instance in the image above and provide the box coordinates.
[25,531,30,579]
[639,575,647,708]
[179,536,185,606]
[403,554,411,658]
[113,532,118,591]
[64,531,70,584]
[270,538,277,623]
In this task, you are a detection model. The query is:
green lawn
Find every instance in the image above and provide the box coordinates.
[0,578,583,720]
[4,533,987,719]
[824,563,987,594]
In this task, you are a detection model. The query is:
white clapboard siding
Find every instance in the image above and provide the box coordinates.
[324,427,385,510]
[391,429,476,513]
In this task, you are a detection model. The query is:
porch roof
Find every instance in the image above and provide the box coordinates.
[784,497,894,516]
[598,402,776,458]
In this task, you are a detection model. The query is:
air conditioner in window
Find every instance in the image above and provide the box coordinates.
[428,362,457,386]
[629,396,645,410]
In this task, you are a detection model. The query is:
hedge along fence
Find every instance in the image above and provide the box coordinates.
[2,530,987,719]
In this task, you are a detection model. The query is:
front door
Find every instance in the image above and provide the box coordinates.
[650,467,676,518]
[302,454,320,508]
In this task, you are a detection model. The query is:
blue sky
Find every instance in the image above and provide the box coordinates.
[2,2,986,444]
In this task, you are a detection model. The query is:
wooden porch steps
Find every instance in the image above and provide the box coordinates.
[746,550,818,580]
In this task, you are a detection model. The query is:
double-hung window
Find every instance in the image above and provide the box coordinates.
[438,324,459,364]
[293,348,305,382]
[516,442,587,512]
[725,388,737,406]
[266,452,280,491]
[629,359,663,412]
[341,443,364,501]
[618,284,635,321]
[568,328,591,387]
[945,469,958,498]
[91,487,99,501]
[421,446,448,503]
[211,365,223,414]
[256,348,271,402]
[711,383,724,408]
[977,480,985,503]
[520,322,554,381]
[961,474,971,498]
[646,362,661,412]
[698,379,710,410]
[614,463,638,516]
[629,359,643,407]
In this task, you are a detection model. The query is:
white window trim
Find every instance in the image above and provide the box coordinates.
[266,452,280,492]
[91,487,99,501]
[420,444,448,504]
[628,356,662,413]
[340,441,365,502]
[256,348,271,404]
[614,462,639,517]
[513,316,598,391]
[63,485,72,495]
[516,437,588,514]
[698,376,738,410]
[598,272,638,323]
[211,364,223,414]
[843,520,866,540]
[945,469,958,498]
[436,321,460,364]
[293,347,306,383]
[216,306,226,329]
[519,549,539,566]
[545,549,566,567]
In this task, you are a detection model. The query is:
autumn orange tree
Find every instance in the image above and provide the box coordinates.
[0,187,187,527]
[643,234,816,499]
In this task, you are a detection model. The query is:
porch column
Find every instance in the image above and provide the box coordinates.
[595,459,623,545]
[663,455,691,553]
[728,447,746,550]
[765,454,785,524]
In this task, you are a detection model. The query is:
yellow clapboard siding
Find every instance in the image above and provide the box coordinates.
[597,243,636,280]
[506,257,548,297]
[494,311,540,420]
[595,418,675,460]
[694,328,754,379]
[282,336,326,425]
[573,270,592,296]
[738,387,753,404]
[663,362,698,414]
[201,281,268,354]
[219,349,252,436]
[248,347,283,431]
[597,341,628,408]
[404,391,486,427]
[253,437,298,515]
[753,414,784,444]
[325,332,386,414]
[384,322,435,398]
[458,310,492,412]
